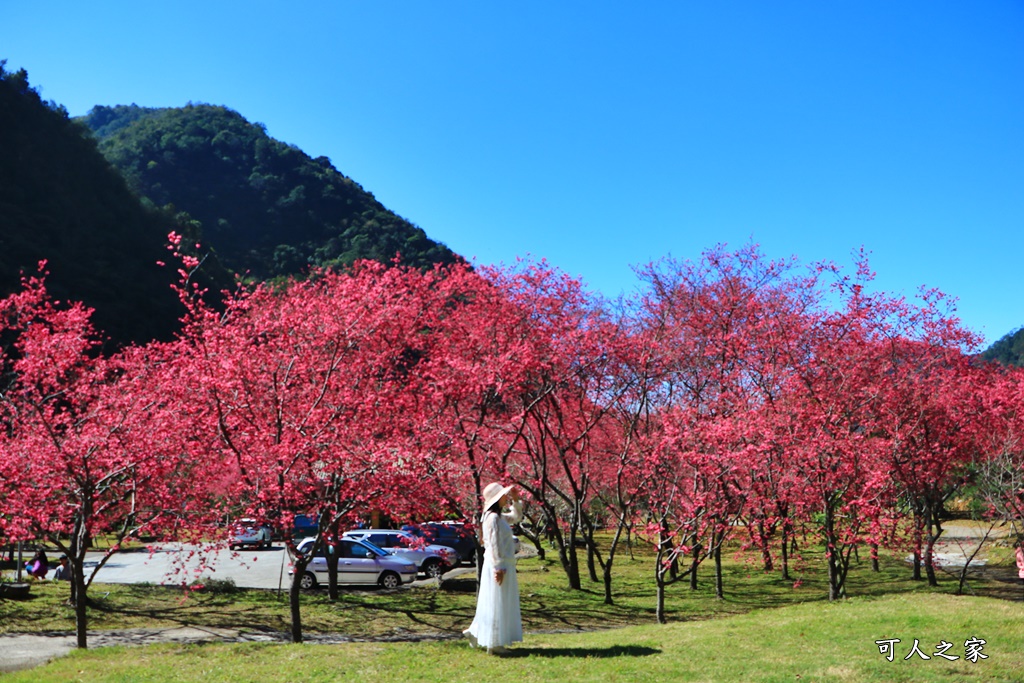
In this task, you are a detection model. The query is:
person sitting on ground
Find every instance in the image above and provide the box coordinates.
[25,549,48,579]
[52,554,70,581]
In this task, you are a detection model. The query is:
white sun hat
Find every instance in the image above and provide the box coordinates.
[481,482,515,511]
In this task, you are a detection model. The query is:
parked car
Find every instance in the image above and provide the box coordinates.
[342,529,458,578]
[402,522,480,565]
[292,537,417,590]
[229,519,273,550]
[292,514,319,541]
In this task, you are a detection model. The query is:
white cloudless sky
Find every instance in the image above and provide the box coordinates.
[3,1,1022,346]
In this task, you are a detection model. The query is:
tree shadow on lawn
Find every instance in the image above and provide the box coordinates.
[334,590,640,635]
[87,590,290,632]
[949,566,1024,602]
[502,644,660,658]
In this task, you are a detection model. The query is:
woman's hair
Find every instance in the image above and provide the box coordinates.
[487,500,503,514]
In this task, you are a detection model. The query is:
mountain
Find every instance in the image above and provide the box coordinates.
[0,62,194,345]
[2,62,459,345]
[79,104,459,281]
[982,327,1024,367]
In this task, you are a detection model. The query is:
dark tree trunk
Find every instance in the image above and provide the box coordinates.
[824,507,844,601]
[289,557,307,643]
[758,519,773,572]
[601,525,625,606]
[714,540,724,599]
[326,522,341,601]
[827,549,842,601]
[655,558,667,624]
[912,513,924,581]
[780,526,791,581]
[71,513,90,648]
[73,569,88,649]
[924,516,943,588]
[327,551,340,601]
[688,542,701,590]
[565,538,581,590]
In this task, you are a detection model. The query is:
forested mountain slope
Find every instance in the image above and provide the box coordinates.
[80,104,459,280]
[0,63,190,344]
[982,327,1024,367]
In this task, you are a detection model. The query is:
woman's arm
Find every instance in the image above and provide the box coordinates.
[501,499,523,526]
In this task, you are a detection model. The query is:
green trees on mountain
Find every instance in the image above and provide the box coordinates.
[981,327,1024,367]
[2,62,459,345]
[81,104,458,280]
[0,62,190,345]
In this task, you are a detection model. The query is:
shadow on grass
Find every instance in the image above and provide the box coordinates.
[502,644,660,658]
[85,589,291,632]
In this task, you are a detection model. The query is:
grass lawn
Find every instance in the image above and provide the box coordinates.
[2,531,1022,681]
[2,593,1022,682]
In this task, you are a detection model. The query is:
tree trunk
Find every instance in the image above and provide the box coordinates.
[326,524,341,601]
[780,527,791,581]
[289,558,307,643]
[566,539,581,590]
[655,561,667,624]
[758,520,773,572]
[714,541,724,599]
[911,514,924,581]
[688,543,700,590]
[71,514,90,648]
[326,541,340,601]
[924,545,938,586]
[827,549,841,601]
[924,517,943,588]
[557,523,582,590]
[825,508,842,601]
[73,570,88,649]
[586,541,598,583]
[601,525,625,606]
[602,563,614,605]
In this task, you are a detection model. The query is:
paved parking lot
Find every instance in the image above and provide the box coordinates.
[81,543,471,589]
[84,544,307,590]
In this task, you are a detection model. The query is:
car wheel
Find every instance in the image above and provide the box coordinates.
[423,558,446,579]
[300,572,317,590]
[378,571,401,589]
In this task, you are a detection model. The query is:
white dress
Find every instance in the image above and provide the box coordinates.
[465,500,523,649]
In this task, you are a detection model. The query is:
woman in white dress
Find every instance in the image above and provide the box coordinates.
[464,482,523,654]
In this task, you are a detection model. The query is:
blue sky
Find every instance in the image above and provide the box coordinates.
[3,2,1022,346]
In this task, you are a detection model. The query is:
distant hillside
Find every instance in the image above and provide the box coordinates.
[982,327,1024,367]
[0,62,201,345]
[80,104,459,280]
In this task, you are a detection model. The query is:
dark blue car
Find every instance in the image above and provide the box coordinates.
[293,514,319,540]
[401,522,480,565]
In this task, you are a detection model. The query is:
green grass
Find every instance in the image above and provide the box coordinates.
[4,593,1023,682]
[7,538,1013,638]
[3,534,1022,681]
